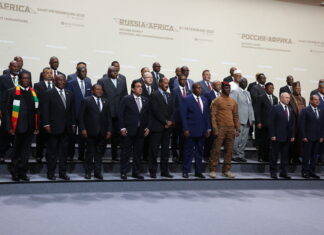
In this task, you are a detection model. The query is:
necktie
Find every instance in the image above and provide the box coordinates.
[163,92,168,104]
[156,72,159,80]
[207,82,212,91]
[47,81,52,89]
[12,76,18,86]
[182,87,186,97]
[269,95,273,105]
[136,97,142,112]
[53,70,57,79]
[59,89,66,108]
[97,98,101,111]
[284,105,289,121]
[314,108,319,119]
[197,97,202,112]
[81,80,85,97]
[147,86,151,95]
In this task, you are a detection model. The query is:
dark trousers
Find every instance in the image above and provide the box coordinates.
[148,128,172,174]
[46,132,69,176]
[302,141,319,174]
[68,133,85,159]
[111,117,121,159]
[270,141,290,174]
[171,122,184,161]
[204,135,214,161]
[258,126,270,161]
[289,130,302,163]
[142,134,150,161]
[120,134,144,174]
[183,136,204,174]
[36,129,49,159]
[11,132,34,176]
[0,123,13,158]
[84,135,107,174]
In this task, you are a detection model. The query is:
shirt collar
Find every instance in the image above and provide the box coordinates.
[55,86,64,92]
[19,85,29,91]
[133,94,141,99]
[93,95,100,100]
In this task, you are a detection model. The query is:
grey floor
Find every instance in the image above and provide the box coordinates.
[0,189,324,235]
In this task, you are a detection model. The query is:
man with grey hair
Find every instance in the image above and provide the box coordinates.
[230,78,254,162]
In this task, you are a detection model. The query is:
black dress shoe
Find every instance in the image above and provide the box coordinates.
[112,157,120,162]
[239,157,247,163]
[161,173,173,178]
[47,175,56,180]
[78,156,85,161]
[12,175,20,182]
[121,173,127,180]
[94,173,103,180]
[182,173,189,178]
[19,174,30,181]
[195,173,206,179]
[150,173,157,179]
[232,157,241,162]
[309,173,320,179]
[36,157,42,163]
[85,173,91,179]
[59,174,70,181]
[302,173,310,179]
[132,173,144,180]
[279,173,291,179]
[270,173,278,179]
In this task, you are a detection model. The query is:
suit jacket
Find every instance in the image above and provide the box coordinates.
[180,94,211,137]
[151,71,165,86]
[4,87,37,133]
[134,78,157,98]
[79,96,112,137]
[255,93,278,126]
[204,90,220,107]
[97,75,128,117]
[299,106,323,141]
[250,84,266,108]
[149,90,174,132]
[33,81,54,126]
[172,86,191,123]
[119,95,150,136]
[66,78,92,117]
[102,73,126,80]
[39,70,65,82]
[169,76,177,92]
[230,88,255,125]
[3,68,32,84]
[316,92,324,111]
[223,76,234,83]
[247,81,257,93]
[172,78,194,91]
[279,85,292,95]
[198,80,212,95]
[0,74,15,113]
[269,104,295,142]
[41,88,75,134]
[67,73,92,83]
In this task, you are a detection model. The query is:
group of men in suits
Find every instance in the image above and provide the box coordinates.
[0,56,323,181]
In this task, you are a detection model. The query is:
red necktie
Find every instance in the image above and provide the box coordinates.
[284,105,289,121]
[207,82,212,91]
[197,97,202,112]
[182,87,186,97]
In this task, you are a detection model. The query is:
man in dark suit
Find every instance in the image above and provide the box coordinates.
[98,66,128,161]
[39,56,65,82]
[279,75,294,95]
[310,79,324,97]
[247,73,262,92]
[111,61,127,81]
[172,73,191,163]
[42,74,76,180]
[203,81,221,161]
[3,56,32,84]
[181,83,211,178]
[223,67,237,83]
[169,67,181,92]
[119,80,150,180]
[0,60,20,162]
[4,72,39,181]
[33,67,54,163]
[149,77,174,178]
[315,82,324,164]
[255,82,278,162]
[198,70,212,95]
[79,84,112,180]
[151,62,165,86]
[66,67,92,161]
[134,71,157,98]
[172,66,194,91]
[269,92,295,179]
[299,95,323,179]
[67,62,87,82]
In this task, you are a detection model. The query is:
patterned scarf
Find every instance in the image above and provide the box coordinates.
[11,86,39,132]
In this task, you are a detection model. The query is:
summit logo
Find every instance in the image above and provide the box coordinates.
[0,2,36,13]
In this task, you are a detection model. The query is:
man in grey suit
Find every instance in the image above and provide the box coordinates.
[98,66,128,161]
[230,78,255,162]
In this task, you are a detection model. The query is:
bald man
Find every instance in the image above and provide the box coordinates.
[269,92,295,179]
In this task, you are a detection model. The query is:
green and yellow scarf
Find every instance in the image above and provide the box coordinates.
[11,86,39,132]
